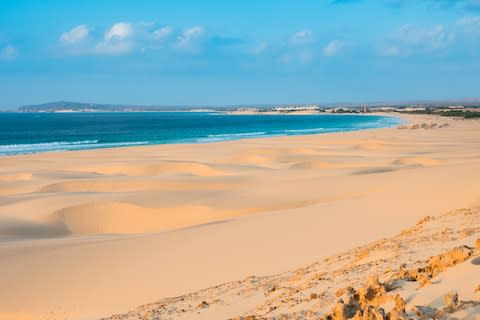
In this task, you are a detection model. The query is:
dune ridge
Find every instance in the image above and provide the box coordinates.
[36,179,235,193]
[73,161,226,177]
[43,189,376,236]
[0,172,32,182]
[51,201,228,235]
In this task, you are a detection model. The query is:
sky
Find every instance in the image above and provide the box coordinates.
[0,0,480,109]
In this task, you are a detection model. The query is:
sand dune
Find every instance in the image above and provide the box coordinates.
[0,114,479,320]
[227,149,280,167]
[392,156,442,167]
[36,179,235,193]
[285,147,324,155]
[0,172,32,182]
[50,202,226,235]
[47,193,371,235]
[73,161,225,177]
[289,160,365,170]
[0,216,69,239]
[352,140,393,151]
[0,185,39,196]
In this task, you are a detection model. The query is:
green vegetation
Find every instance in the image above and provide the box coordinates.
[439,110,480,118]
[399,108,480,119]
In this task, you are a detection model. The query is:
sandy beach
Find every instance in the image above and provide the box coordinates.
[1,114,479,320]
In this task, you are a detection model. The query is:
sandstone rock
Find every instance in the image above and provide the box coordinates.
[336,287,355,297]
[388,309,405,320]
[444,292,459,312]
[355,278,387,308]
[416,216,434,226]
[325,277,391,320]
[362,305,386,320]
[394,294,406,313]
[332,295,361,320]
[397,246,473,286]
[426,246,473,277]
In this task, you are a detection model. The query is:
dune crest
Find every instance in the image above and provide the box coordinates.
[36,179,234,193]
[74,161,225,177]
[51,201,228,235]
[0,172,32,182]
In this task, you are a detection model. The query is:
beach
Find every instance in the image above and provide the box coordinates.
[0,113,479,320]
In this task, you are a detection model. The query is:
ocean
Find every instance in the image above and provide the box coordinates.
[0,112,402,156]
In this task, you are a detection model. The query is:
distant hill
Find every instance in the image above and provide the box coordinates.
[17,101,195,112]
[16,99,480,113]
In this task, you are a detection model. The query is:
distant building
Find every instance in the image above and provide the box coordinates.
[403,107,426,112]
[271,105,318,111]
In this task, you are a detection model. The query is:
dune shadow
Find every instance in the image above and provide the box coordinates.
[352,167,396,175]
[0,217,70,240]
[471,257,480,265]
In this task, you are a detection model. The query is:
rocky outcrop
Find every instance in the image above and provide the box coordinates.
[322,276,403,320]
[321,245,478,320]
[396,245,473,288]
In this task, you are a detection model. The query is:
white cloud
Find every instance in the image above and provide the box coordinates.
[174,26,205,52]
[59,22,135,55]
[380,24,455,56]
[94,41,134,55]
[152,26,173,40]
[291,30,314,45]
[89,22,135,55]
[456,16,480,47]
[323,40,343,56]
[60,25,89,44]
[105,22,133,41]
[395,24,454,50]
[0,45,17,60]
[277,30,316,65]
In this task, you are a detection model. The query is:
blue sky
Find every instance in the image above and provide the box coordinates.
[0,0,480,108]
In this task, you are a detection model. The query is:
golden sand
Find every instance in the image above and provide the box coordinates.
[0,114,479,319]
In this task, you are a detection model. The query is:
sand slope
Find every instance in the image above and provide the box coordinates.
[0,114,479,319]
[100,206,480,320]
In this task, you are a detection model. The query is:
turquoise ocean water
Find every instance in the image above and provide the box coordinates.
[0,112,402,156]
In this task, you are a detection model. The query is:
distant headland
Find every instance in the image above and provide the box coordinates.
[12,99,480,118]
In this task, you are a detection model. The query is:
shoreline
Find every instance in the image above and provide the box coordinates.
[0,113,403,157]
[0,113,479,320]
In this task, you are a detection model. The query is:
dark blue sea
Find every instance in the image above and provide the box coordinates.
[0,112,402,156]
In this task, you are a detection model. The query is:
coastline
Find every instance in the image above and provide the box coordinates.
[0,112,403,157]
[0,114,479,319]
